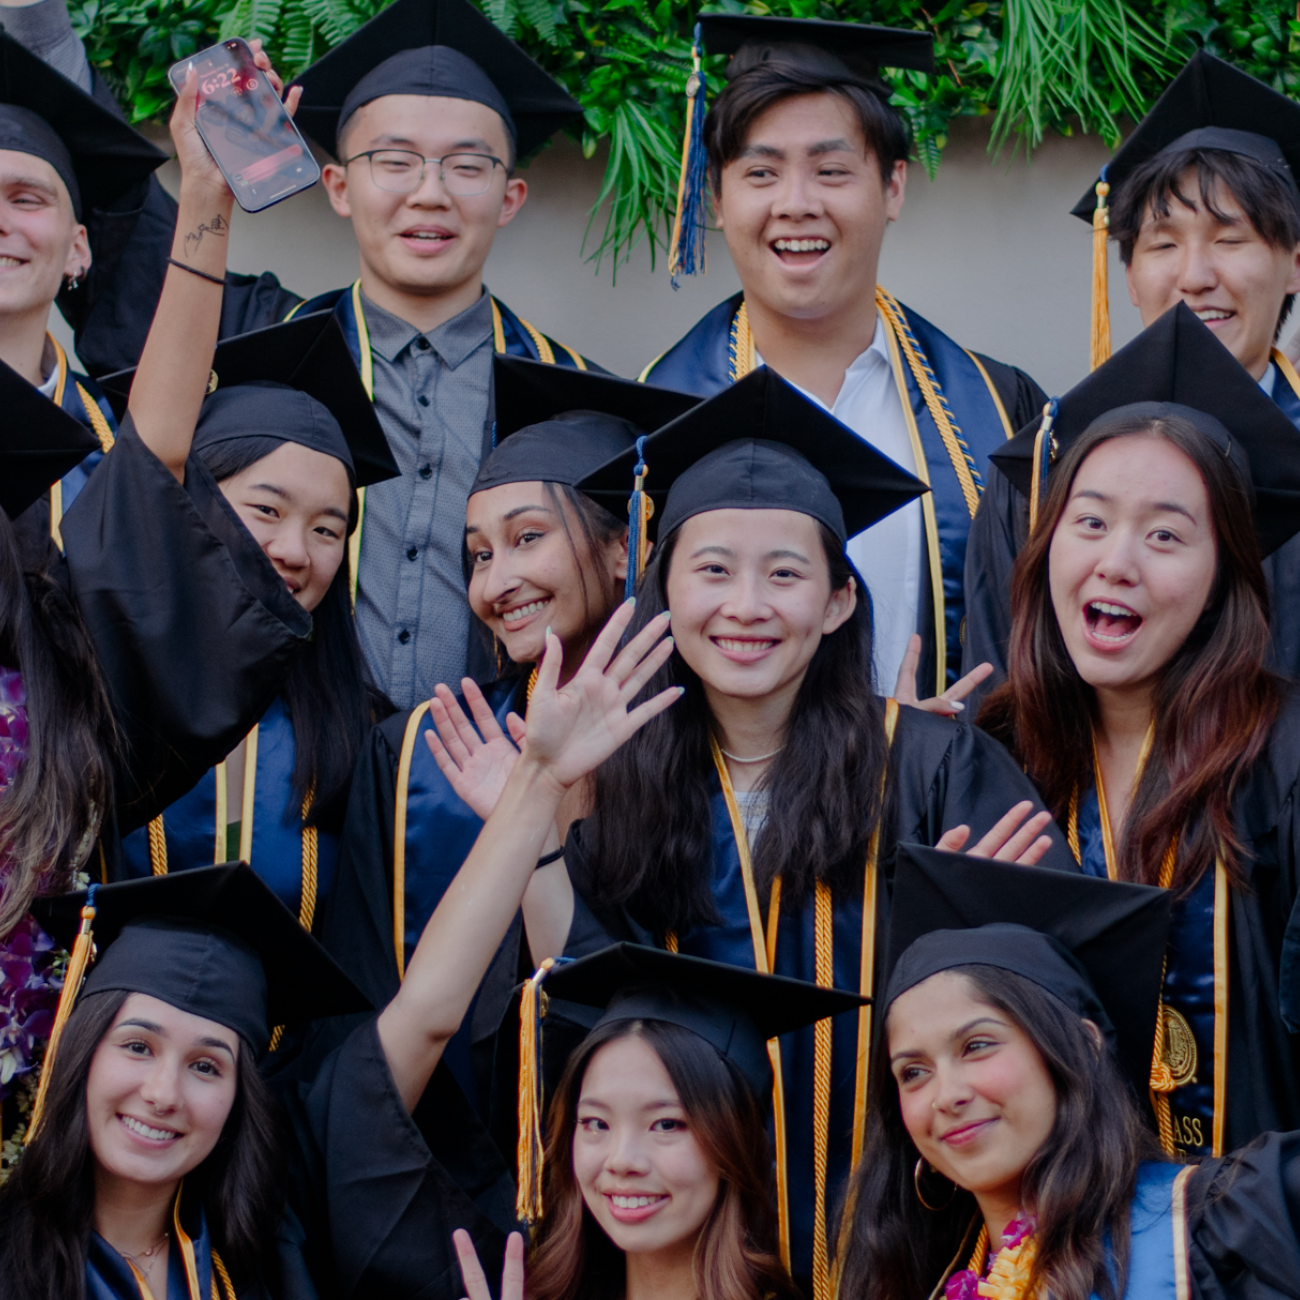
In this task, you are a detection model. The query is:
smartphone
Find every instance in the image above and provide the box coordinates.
[169,38,320,213]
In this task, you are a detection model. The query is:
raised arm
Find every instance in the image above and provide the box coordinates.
[126,56,300,478]
[377,603,679,1111]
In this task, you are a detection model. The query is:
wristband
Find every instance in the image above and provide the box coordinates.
[167,256,225,286]
[536,846,565,869]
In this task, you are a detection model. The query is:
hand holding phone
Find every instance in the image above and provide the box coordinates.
[169,38,319,213]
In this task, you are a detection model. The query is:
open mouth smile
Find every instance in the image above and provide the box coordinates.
[500,597,551,628]
[119,1113,182,1144]
[1189,307,1234,328]
[712,635,778,662]
[605,1192,668,1223]
[1083,599,1143,648]
[772,237,830,264]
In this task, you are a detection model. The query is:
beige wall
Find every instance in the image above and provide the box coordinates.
[55,116,1278,397]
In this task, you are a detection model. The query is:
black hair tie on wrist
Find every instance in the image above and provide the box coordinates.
[536,846,565,869]
[167,256,225,286]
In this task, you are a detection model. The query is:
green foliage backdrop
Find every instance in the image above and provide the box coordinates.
[66,0,1299,269]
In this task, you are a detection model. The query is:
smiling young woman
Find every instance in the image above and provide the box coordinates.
[978,306,1300,1160]
[560,369,1076,1296]
[837,845,1300,1300]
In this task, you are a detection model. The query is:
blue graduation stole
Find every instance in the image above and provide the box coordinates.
[285,283,588,600]
[119,696,338,928]
[387,677,525,1110]
[1110,1162,1193,1300]
[45,334,118,547]
[640,291,1014,692]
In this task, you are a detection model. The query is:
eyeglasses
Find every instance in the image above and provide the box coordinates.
[344,149,506,196]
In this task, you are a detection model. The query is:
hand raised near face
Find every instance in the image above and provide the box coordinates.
[424,679,528,820]
[937,801,1055,866]
[454,1229,524,1300]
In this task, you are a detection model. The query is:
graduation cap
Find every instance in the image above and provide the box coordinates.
[882,843,1171,1100]
[668,14,933,283]
[992,302,1300,555]
[1073,51,1300,370]
[514,942,866,1223]
[473,354,699,497]
[28,863,371,1141]
[0,29,166,217]
[577,365,927,594]
[0,353,100,518]
[100,312,399,495]
[290,0,582,160]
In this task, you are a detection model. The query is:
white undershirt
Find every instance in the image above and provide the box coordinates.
[759,314,923,690]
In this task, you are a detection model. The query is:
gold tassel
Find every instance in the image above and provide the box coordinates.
[28,890,98,1144]
[516,957,556,1226]
[1090,177,1111,371]
[634,483,653,584]
[1028,400,1058,534]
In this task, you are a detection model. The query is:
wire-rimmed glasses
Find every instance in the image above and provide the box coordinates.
[345,149,506,196]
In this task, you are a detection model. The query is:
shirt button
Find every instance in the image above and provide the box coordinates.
[406,546,419,561]
[419,464,433,479]
[416,337,431,351]
[397,629,411,644]
[418,394,430,407]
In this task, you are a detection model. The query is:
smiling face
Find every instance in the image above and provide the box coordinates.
[664,508,855,711]
[466,480,627,667]
[218,441,353,612]
[572,1033,720,1260]
[0,149,89,325]
[888,972,1057,1231]
[715,92,904,326]
[86,993,239,1197]
[1125,167,1300,380]
[321,95,526,303]
[1047,434,1217,707]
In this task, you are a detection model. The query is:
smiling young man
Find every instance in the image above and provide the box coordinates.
[38,0,588,705]
[0,11,163,551]
[641,15,1048,699]
[963,51,1300,699]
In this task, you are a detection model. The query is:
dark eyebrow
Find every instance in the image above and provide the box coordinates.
[1071,487,1197,523]
[118,1017,164,1034]
[807,137,857,156]
[117,1017,236,1059]
[889,1016,1006,1064]
[197,1037,236,1060]
[371,135,495,154]
[465,504,554,537]
[739,143,784,160]
[766,549,812,563]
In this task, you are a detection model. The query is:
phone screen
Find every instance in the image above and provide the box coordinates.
[170,40,320,212]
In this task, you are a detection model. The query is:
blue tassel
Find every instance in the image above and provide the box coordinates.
[625,435,651,600]
[668,25,708,288]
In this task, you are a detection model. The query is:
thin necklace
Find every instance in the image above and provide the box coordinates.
[119,1230,169,1275]
[718,745,784,764]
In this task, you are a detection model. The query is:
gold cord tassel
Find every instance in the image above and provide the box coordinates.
[1090,176,1111,371]
[1028,399,1058,534]
[1147,838,1180,1157]
[28,891,98,1143]
[517,958,556,1226]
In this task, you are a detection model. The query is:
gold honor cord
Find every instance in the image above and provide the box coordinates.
[46,336,70,550]
[1171,1165,1194,1300]
[392,701,433,978]
[1068,726,1229,1156]
[709,699,899,1300]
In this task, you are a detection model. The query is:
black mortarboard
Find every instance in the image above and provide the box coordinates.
[992,303,1300,556]
[0,31,166,217]
[100,312,399,494]
[882,844,1171,1097]
[34,863,370,1057]
[291,0,582,159]
[472,354,699,496]
[0,353,99,518]
[577,366,927,544]
[699,13,935,82]
[542,942,866,1097]
[1071,51,1300,223]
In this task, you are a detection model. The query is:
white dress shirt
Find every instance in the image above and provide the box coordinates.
[761,314,923,690]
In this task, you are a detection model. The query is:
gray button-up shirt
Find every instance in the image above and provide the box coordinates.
[353,290,494,709]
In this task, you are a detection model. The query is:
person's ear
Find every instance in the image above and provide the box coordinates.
[321,161,353,219]
[822,575,857,634]
[497,177,527,228]
[1081,1018,1104,1050]
[612,528,630,584]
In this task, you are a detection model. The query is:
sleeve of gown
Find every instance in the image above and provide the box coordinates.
[962,464,1029,707]
[282,1014,516,1300]
[890,708,1077,873]
[58,413,310,831]
[1187,1130,1300,1300]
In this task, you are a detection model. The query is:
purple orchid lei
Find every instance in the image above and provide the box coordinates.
[0,666,62,1105]
[945,1214,1036,1300]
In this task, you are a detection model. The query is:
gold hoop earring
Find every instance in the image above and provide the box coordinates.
[914,1157,956,1211]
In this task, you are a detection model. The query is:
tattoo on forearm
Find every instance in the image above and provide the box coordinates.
[183,213,228,259]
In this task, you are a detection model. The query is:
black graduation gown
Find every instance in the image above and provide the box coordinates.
[559,703,1079,1287]
[52,413,311,866]
[961,362,1300,706]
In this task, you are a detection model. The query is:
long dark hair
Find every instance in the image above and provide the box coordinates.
[526,1018,798,1300]
[575,521,886,936]
[978,412,1280,894]
[467,481,627,679]
[0,509,118,938]
[835,966,1160,1300]
[197,435,391,832]
[0,989,285,1300]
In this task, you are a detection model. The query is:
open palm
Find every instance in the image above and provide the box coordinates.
[425,680,526,820]
[522,601,679,793]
